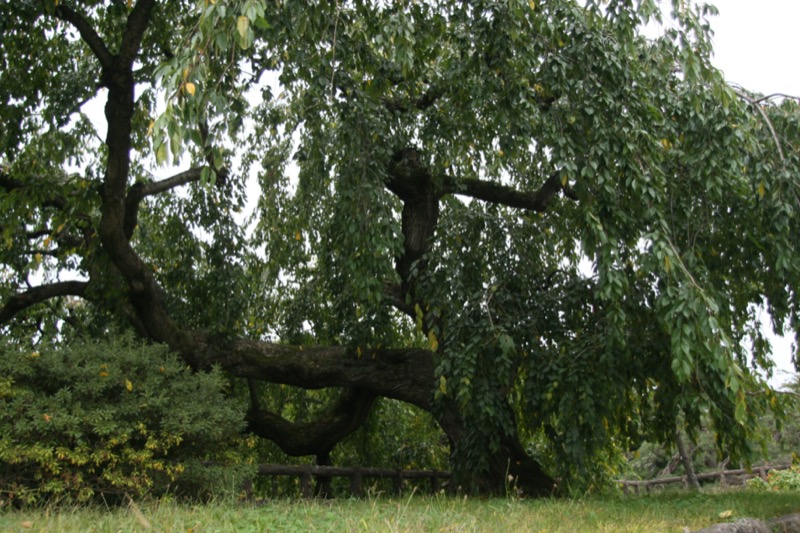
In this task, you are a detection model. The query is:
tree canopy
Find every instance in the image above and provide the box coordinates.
[1,0,799,494]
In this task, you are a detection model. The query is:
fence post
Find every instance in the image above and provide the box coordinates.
[300,466,313,499]
[431,472,440,494]
[393,470,404,495]
[350,467,364,497]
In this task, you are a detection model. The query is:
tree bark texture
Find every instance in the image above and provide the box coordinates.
[675,428,700,490]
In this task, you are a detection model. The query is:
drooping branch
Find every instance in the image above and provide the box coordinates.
[0,281,88,324]
[443,172,577,212]
[54,3,114,69]
[246,388,378,456]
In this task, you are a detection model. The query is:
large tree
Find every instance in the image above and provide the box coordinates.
[1,0,798,494]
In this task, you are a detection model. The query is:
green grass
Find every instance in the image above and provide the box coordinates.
[1,489,798,532]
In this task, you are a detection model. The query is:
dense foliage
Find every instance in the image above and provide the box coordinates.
[747,465,800,492]
[0,336,256,504]
[1,0,799,494]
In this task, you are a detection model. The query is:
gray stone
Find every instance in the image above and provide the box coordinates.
[767,514,800,533]
[694,518,771,533]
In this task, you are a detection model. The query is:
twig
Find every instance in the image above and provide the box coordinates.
[733,87,786,164]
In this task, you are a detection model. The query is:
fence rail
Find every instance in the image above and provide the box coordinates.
[255,464,451,498]
[616,464,791,494]
[253,462,792,498]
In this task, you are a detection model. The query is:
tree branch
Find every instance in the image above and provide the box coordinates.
[0,281,87,324]
[383,86,443,113]
[443,173,576,212]
[119,0,157,67]
[246,388,378,456]
[733,87,786,164]
[54,3,114,69]
[123,167,205,238]
[187,336,436,410]
[0,172,69,211]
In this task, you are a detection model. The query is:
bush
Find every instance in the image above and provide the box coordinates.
[0,335,256,505]
[746,464,800,492]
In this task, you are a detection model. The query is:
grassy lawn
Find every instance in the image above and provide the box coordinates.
[1,489,798,532]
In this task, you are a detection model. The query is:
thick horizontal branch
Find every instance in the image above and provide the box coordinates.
[0,281,87,324]
[187,337,436,410]
[443,172,576,212]
[55,3,114,68]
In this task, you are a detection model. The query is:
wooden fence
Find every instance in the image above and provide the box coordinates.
[255,464,451,498]
[616,464,792,494]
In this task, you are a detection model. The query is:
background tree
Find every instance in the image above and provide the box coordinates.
[1,0,798,494]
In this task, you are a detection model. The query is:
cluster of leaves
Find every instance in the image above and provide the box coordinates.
[0,335,256,505]
[747,464,800,492]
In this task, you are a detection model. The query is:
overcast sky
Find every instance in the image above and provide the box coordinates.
[708,0,800,97]
[700,1,799,385]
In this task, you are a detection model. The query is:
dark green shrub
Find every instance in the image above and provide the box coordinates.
[0,335,256,505]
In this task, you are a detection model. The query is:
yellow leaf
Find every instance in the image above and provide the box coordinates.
[356,346,362,358]
[757,181,766,199]
[439,375,447,394]
[34,253,43,265]
[719,510,734,519]
[237,15,249,39]
[561,174,568,187]
[30,351,40,358]
[529,0,536,9]
[428,330,439,352]
[43,414,52,423]
[125,379,133,392]
[185,82,196,96]
[294,231,302,241]
[660,138,672,150]
[664,255,671,273]
[99,371,109,378]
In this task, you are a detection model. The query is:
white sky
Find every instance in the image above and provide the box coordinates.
[702,0,799,386]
